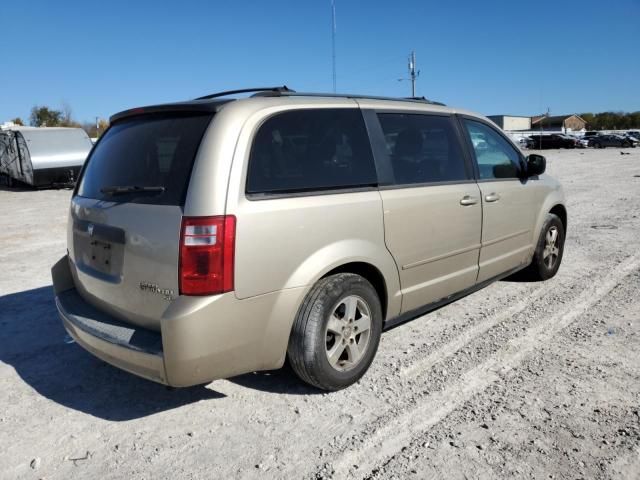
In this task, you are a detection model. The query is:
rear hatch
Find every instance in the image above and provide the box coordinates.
[69,112,213,330]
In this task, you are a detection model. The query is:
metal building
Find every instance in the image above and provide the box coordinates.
[487,115,532,131]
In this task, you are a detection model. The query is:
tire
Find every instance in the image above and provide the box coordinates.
[287,273,383,391]
[525,213,565,281]
[623,142,630,148]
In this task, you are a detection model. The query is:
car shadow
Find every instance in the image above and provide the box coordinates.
[0,285,321,420]
[0,286,225,421]
[227,363,324,396]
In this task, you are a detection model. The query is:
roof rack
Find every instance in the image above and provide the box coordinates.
[195,86,295,100]
[254,90,446,106]
[403,96,446,106]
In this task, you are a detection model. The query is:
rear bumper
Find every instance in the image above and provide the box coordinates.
[52,255,305,387]
[56,288,167,384]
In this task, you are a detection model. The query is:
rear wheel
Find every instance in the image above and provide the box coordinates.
[526,213,565,281]
[287,273,382,391]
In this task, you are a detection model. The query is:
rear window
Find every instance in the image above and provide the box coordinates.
[77,113,213,205]
[246,109,377,195]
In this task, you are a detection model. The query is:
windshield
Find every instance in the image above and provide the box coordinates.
[77,113,213,205]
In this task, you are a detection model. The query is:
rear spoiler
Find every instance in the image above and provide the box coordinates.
[110,86,293,123]
[110,100,231,124]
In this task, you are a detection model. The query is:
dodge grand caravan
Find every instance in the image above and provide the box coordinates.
[52,87,567,391]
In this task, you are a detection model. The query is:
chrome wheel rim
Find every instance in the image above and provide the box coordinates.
[325,295,372,372]
[543,226,560,269]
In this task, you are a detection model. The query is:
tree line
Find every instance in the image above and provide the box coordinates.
[579,111,640,130]
[9,104,108,138]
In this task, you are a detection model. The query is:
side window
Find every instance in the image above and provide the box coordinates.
[246,109,377,194]
[376,113,469,185]
[463,119,521,180]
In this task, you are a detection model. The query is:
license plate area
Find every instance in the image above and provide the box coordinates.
[89,239,113,274]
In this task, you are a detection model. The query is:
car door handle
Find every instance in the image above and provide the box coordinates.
[484,192,501,203]
[459,195,478,206]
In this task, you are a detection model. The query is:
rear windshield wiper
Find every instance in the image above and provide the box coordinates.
[100,185,166,196]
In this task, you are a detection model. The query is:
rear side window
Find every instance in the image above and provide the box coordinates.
[246,109,377,195]
[77,113,213,205]
[377,113,469,185]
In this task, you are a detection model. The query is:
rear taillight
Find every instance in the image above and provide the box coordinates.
[179,215,236,296]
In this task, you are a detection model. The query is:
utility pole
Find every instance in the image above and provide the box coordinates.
[331,0,337,93]
[398,51,420,97]
[408,51,419,97]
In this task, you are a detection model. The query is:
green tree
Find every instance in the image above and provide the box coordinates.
[29,106,63,127]
[580,111,640,130]
[9,117,24,126]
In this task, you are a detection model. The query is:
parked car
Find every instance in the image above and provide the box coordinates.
[622,132,640,143]
[52,87,567,391]
[528,134,577,149]
[517,136,531,148]
[575,137,589,148]
[582,131,600,139]
[589,134,637,148]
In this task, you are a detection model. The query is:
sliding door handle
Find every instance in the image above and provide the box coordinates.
[485,192,501,202]
[460,195,478,206]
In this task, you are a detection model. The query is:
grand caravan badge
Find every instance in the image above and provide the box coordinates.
[139,281,174,301]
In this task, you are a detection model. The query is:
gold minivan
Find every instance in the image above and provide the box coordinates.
[52,87,566,391]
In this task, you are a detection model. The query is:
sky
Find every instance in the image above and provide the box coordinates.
[2,0,639,124]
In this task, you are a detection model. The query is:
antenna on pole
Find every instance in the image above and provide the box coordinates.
[331,0,337,93]
[398,50,420,97]
[408,50,419,97]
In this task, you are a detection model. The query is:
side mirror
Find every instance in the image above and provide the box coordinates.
[526,154,546,177]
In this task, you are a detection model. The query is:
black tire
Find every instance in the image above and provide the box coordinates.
[287,273,383,391]
[525,213,565,281]
[622,141,630,148]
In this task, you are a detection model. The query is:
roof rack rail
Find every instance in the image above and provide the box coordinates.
[195,86,295,100]
[256,90,446,106]
[404,96,447,106]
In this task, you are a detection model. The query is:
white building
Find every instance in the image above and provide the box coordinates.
[486,115,532,131]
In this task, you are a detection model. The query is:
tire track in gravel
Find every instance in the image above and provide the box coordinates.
[398,278,553,379]
[313,254,640,479]
[370,269,640,480]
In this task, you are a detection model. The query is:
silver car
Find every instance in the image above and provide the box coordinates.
[52,87,567,391]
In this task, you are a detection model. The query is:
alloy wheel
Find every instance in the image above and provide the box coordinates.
[543,226,560,269]
[325,295,372,371]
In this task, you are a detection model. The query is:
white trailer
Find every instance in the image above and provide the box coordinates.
[0,126,93,187]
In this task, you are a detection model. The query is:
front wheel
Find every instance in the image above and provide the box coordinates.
[525,213,565,281]
[287,273,383,391]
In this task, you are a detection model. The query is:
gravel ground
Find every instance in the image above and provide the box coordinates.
[1,148,639,479]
